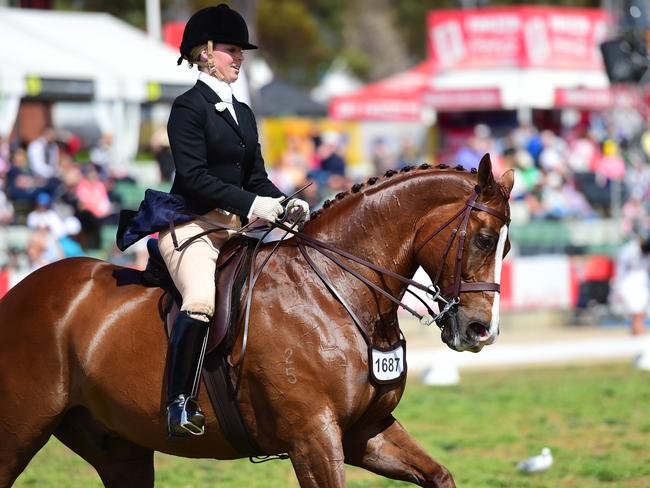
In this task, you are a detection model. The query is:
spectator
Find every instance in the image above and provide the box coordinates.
[538,130,567,176]
[539,172,595,220]
[567,129,598,173]
[5,148,57,205]
[455,124,492,170]
[318,131,346,176]
[76,165,112,219]
[592,139,625,183]
[27,127,59,179]
[89,133,113,175]
[621,195,649,238]
[25,228,63,272]
[397,136,421,166]
[624,151,650,202]
[610,233,650,336]
[0,186,14,224]
[149,129,175,183]
[26,192,66,239]
[59,216,85,258]
[0,135,9,175]
[269,134,311,193]
[370,137,396,174]
[502,147,540,200]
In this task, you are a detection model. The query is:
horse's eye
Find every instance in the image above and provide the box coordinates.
[476,233,496,251]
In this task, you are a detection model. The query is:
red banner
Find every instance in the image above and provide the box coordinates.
[427,6,611,71]
[425,88,501,111]
[554,87,613,109]
[329,96,423,122]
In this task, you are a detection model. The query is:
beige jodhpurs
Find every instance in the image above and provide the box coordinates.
[158,210,241,318]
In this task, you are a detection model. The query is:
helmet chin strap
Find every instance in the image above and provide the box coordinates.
[182,40,231,83]
[206,40,227,82]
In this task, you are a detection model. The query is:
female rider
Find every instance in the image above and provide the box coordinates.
[160,4,309,437]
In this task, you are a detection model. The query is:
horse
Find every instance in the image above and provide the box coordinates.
[0,154,513,487]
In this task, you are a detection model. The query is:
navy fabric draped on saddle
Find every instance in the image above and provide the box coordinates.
[116,189,194,251]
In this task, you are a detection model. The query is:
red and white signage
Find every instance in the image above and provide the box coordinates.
[554,87,613,109]
[425,87,501,111]
[428,6,611,71]
[329,60,436,121]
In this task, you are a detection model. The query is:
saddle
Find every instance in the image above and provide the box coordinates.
[143,237,263,455]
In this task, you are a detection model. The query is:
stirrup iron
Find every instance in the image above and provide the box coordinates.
[168,395,205,436]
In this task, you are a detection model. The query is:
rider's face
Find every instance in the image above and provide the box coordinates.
[210,43,244,83]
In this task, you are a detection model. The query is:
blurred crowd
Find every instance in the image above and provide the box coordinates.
[2,115,650,301]
[0,127,133,284]
[485,122,649,234]
[266,119,650,241]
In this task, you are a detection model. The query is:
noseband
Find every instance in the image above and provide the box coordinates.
[413,186,510,325]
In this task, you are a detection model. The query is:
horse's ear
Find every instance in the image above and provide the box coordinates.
[498,169,515,198]
[477,153,495,194]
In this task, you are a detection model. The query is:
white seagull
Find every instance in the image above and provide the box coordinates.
[517,447,553,473]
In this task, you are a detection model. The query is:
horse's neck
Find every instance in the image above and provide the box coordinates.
[307,173,470,281]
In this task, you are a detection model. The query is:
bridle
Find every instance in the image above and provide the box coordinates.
[412,185,510,324]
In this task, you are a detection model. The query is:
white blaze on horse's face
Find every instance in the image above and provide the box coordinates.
[485,224,508,343]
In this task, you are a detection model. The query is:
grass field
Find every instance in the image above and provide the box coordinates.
[15,362,650,487]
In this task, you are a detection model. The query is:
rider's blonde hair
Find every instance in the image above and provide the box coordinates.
[188,44,207,67]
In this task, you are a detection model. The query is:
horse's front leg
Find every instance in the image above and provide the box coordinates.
[344,415,455,487]
[285,408,346,488]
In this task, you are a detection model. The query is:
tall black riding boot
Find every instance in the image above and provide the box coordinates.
[166,311,209,437]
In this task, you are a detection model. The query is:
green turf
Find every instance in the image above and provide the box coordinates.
[14,362,650,487]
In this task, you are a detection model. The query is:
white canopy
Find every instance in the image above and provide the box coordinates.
[0,7,196,101]
[430,68,611,110]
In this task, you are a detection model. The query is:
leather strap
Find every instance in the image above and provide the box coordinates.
[202,353,263,456]
[298,243,370,344]
[466,200,510,224]
[459,282,501,293]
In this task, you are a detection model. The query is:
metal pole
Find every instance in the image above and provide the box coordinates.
[146,0,162,42]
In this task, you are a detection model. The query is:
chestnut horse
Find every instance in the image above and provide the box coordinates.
[0,155,513,487]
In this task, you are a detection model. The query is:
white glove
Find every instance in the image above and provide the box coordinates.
[252,196,284,222]
[286,198,310,224]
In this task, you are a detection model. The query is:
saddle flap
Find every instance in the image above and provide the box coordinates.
[207,239,249,354]
[156,236,251,354]
[216,237,246,268]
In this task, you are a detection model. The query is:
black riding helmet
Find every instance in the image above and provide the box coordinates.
[177,3,257,65]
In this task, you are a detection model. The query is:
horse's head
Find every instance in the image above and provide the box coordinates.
[414,154,514,352]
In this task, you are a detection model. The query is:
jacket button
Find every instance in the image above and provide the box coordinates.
[239,142,245,147]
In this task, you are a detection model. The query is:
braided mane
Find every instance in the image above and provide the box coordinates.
[309,163,476,221]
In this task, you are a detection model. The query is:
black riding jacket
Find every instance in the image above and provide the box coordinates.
[167,80,284,217]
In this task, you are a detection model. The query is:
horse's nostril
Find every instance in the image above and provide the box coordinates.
[468,322,490,341]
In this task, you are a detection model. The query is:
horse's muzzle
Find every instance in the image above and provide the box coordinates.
[440,312,495,352]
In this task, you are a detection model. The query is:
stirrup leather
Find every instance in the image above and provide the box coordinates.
[168,395,205,436]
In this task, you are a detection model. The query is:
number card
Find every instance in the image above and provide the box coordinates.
[369,340,406,384]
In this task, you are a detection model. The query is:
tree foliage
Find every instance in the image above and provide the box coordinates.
[256,0,345,87]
